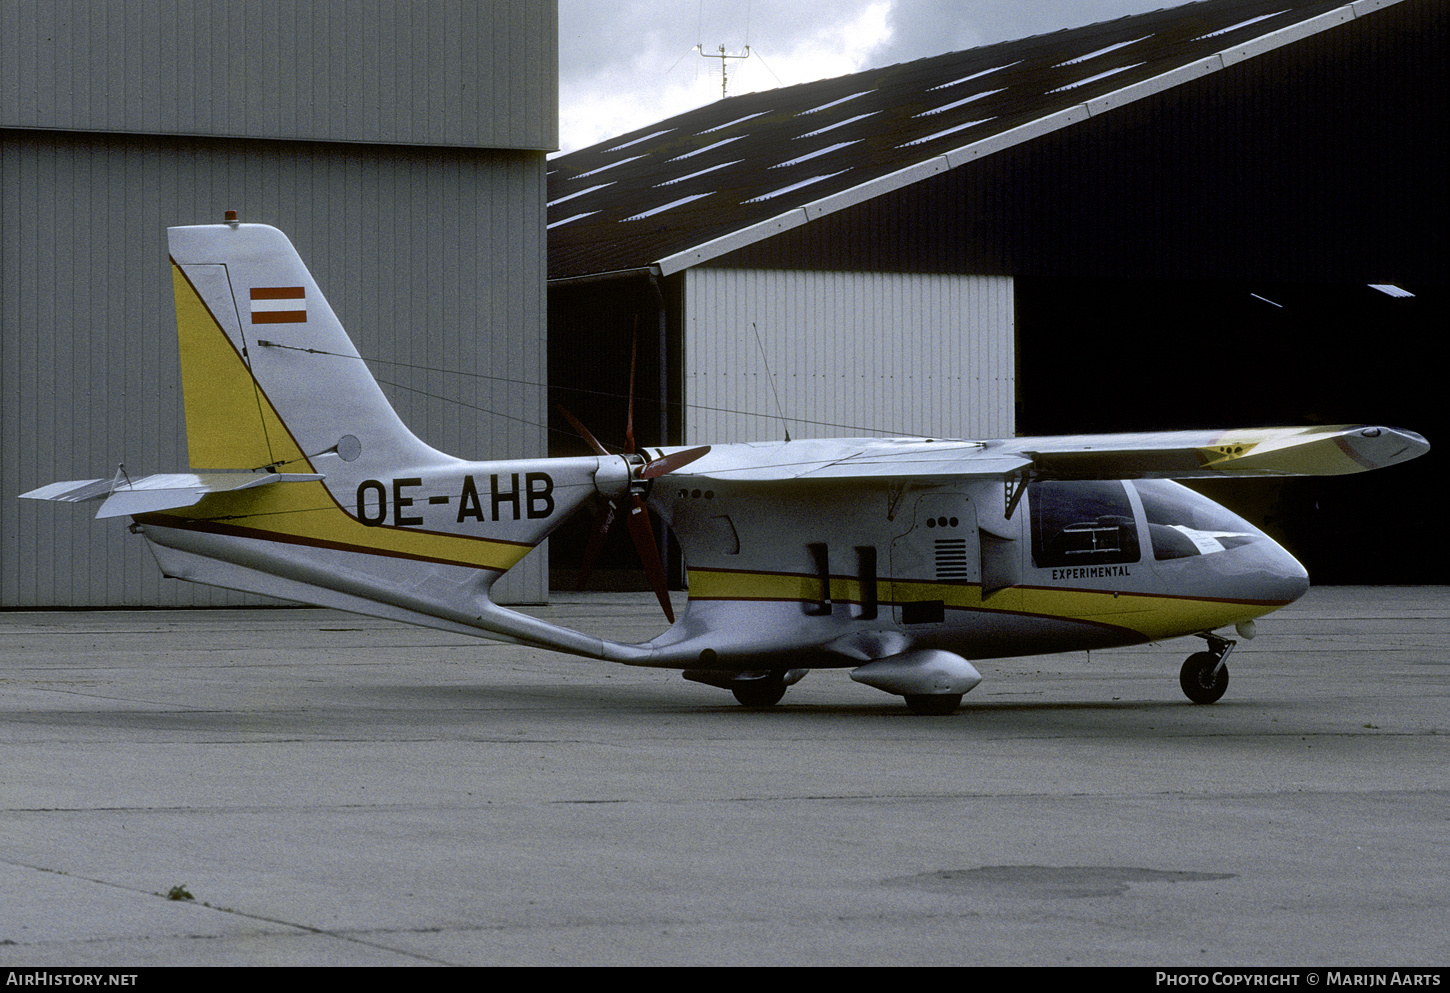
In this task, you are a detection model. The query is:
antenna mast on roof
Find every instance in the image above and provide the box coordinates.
[691,0,756,98]
[698,44,752,99]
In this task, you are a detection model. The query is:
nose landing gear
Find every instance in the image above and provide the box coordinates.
[1180,632,1235,704]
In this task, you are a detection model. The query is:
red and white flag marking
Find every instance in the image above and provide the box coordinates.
[250,286,306,324]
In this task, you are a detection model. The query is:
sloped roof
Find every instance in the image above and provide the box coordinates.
[548,0,1408,281]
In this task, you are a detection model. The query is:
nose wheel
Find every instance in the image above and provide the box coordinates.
[1180,633,1234,704]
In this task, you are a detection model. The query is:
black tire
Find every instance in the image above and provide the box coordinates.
[732,676,786,708]
[904,693,963,716]
[1180,652,1229,704]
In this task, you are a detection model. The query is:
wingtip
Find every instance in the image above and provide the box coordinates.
[1344,425,1430,470]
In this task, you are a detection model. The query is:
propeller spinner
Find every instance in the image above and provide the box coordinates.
[557,404,708,623]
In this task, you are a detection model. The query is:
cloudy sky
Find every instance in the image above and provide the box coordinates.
[557,0,1181,152]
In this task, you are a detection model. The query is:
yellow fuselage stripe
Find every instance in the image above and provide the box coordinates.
[143,480,535,573]
[686,567,1281,641]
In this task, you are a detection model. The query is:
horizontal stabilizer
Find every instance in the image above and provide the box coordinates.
[19,477,117,503]
[22,471,324,519]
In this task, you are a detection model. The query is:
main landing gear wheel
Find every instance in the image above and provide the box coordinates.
[732,674,787,708]
[1179,651,1229,705]
[904,693,963,716]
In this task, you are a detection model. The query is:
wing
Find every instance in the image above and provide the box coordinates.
[1013,424,1430,479]
[670,424,1428,483]
[21,471,325,518]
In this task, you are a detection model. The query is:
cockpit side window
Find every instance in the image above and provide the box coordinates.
[1134,479,1263,560]
[1029,480,1140,568]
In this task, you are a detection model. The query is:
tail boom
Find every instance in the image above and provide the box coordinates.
[137,510,650,662]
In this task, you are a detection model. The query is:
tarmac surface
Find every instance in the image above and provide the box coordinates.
[1,586,1447,967]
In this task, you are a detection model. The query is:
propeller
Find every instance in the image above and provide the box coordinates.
[557,329,709,623]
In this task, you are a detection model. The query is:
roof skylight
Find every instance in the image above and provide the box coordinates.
[799,91,873,115]
[547,212,597,230]
[743,171,850,203]
[796,111,879,140]
[698,112,770,134]
[655,161,741,187]
[1048,63,1145,93]
[898,118,993,148]
[771,142,860,169]
[573,155,647,180]
[916,89,1004,117]
[1195,11,1288,41]
[1057,36,1151,67]
[929,62,1020,91]
[622,193,714,221]
[606,129,675,152]
[547,183,613,207]
[669,135,749,161]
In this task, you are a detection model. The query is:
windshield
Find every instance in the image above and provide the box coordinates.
[1133,479,1265,561]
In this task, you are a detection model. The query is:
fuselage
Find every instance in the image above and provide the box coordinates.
[644,470,1309,668]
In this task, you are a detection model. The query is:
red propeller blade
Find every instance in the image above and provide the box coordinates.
[639,445,711,479]
[626,494,674,623]
[624,318,638,456]
[556,404,609,457]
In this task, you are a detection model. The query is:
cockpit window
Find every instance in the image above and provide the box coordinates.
[1133,479,1263,560]
[1029,480,1140,568]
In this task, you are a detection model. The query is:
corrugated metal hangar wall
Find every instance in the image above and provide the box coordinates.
[1,1,559,607]
[681,269,1014,444]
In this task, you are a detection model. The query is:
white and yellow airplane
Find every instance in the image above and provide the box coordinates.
[23,217,1430,714]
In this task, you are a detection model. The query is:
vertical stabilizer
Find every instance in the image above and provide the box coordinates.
[168,219,446,476]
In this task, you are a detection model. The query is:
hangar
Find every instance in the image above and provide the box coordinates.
[546,0,1444,586]
[2,1,558,606]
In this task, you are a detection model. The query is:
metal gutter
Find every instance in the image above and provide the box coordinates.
[548,265,663,287]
